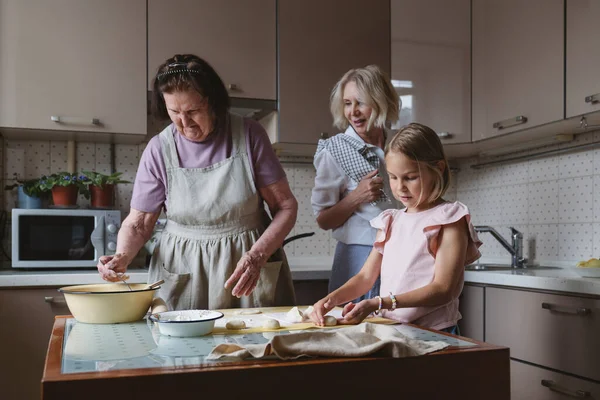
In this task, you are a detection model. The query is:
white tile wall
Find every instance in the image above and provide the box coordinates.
[456,129,600,266]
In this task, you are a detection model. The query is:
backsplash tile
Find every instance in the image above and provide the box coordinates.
[456,128,600,266]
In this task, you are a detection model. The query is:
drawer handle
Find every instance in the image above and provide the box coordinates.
[541,380,591,398]
[44,296,67,304]
[585,93,599,104]
[437,132,453,139]
[492,115,528,130]
[51,115,101,126]
[542,302,591,316]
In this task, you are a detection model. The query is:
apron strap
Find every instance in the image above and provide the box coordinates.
[159,125,181,169]
[229,112,245,156]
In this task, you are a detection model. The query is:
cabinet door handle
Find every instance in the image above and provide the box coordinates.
[437,132,452,139]
[492,115,528,130]
[227,83,240,92]
[51,115,101,126]
[541,302,591,316]
[585,93,599,104]
[44,296,67,304]
[541,380,591,398]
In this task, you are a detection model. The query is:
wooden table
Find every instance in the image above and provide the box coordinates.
[42,311,510,399]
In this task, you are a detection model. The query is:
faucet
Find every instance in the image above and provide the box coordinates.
[474,226,527,268]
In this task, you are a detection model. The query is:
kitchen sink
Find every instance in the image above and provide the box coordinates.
[465,264,561,271]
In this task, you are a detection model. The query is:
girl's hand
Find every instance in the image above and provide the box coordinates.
[338,298,378,325]
[97,253,129,282]
[225,251,267,297]
[310,297,336,326]
[352,170,383,204]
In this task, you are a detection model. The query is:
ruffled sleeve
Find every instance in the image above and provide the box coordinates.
[370,209,400,254]
[423,202,482,265]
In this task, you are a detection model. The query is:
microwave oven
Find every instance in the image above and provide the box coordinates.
[11,208,121,268]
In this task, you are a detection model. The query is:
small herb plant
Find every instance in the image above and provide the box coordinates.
[4,174,49,198]
[40,172,91,199]
[81,171,130,187]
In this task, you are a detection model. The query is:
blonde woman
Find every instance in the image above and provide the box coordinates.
[311,65,400,302]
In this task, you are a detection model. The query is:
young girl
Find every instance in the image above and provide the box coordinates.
[310,123,482,333]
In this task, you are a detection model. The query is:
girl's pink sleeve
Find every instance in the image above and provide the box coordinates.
[370,209,398,254]
[423,202,482,265]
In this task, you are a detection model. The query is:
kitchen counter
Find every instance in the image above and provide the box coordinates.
[41,308,510,400]
[464,268,600,296]
[0,257,333,287]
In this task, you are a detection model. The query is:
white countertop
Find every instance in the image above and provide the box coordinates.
[1,257,598,297]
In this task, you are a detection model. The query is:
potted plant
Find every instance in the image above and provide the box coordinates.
[4,174,49,209]
[81,171,130,209]
[41,172,90,207]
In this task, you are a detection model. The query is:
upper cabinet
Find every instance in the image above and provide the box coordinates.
[566,0,600,118]
[0,0,146,136]
[276,0,390,148]
[148,0,276,100]
[472,0,564,141]
[391,0,471,144]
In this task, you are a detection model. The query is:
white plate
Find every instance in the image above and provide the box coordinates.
[149,310,224,337]
[573,267,600,278]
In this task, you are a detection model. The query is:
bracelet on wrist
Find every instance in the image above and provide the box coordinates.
[374,295,383,315]
[389,292,397,311]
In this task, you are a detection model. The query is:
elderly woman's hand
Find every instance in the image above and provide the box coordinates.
[224,250,268,297]
[352,170,383,204]
[97,253,129,282]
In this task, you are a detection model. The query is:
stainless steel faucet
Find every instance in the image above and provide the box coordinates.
[474,226,527,268]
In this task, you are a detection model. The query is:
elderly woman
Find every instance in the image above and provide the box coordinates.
[97,54,297,310]
[312,65,399,303]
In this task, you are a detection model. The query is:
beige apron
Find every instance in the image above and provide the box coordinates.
[148,113,296,311]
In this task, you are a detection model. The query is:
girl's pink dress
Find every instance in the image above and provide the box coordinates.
[371,201,482,330]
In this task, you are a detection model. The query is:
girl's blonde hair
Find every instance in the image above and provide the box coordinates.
[330,65,399,132]
[385,123,450,205]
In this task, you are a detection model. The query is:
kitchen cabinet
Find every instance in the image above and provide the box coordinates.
[293,280,328,306]
[566,0,600,118]
[458,283,484,341]
[276,0,390,151]
[511,359,599,400]
[148,0,276,100]
[472,0,564,141]
[486,287,600,382]
[0,0,147,136]
[0,287,69,400]
[391,0,471,144]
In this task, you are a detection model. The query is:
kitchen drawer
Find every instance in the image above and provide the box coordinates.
[486,287,599,381]
[511,360,599,400]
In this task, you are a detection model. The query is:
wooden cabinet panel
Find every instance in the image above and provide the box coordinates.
[0,288,69,400]
[277,0,390,146]
[566,0,600,118]
[458,284,484,341]
[472,0,563,140]
[486,287,600,381]
[511,359,600,400]
[0,0,146,135]
[148,0,276,100]
[391,0,471,144]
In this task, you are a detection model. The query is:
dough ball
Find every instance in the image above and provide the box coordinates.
[235,309,262,315]
[226,319,246,330]
[324,315,337,326]
[302,306,314,321]
[262,319,280,330]
[286,306,304,323]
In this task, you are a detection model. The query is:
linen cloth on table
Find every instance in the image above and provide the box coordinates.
[206,322,449,360]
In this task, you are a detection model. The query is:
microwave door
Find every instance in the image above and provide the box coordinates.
[90,216,105,257]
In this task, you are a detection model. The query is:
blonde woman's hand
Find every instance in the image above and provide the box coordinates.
[310,297,336,326]
[97,253,129,282]
[352,170,383,204]
[338,298,378,325]
[225,251,267,297]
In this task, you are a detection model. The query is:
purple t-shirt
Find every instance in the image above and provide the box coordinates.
[131,117,286,213]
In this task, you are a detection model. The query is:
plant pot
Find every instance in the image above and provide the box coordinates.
[51,186,79,207]
[17,186,42,209]
[90,184,115,208]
